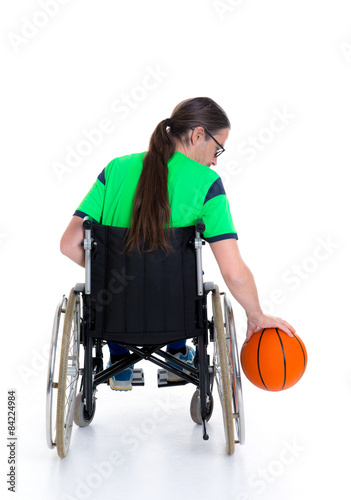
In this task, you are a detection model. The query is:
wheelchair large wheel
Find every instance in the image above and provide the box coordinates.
[223,294,245,445]
[46,295,67,450]
[56,288,81,458]
[212,286,235,455]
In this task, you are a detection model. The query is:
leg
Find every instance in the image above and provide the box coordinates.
[108,341,129,357]
[166,340,195,382]
[167,339,187,354]
[106,342,134,391]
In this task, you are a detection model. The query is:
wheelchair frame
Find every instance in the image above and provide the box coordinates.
[46,220,245,458]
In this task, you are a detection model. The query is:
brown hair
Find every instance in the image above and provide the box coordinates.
[123,97,231,253]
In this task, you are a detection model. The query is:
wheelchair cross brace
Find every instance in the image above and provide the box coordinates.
[93,344,200,388]
[83,332,212,440]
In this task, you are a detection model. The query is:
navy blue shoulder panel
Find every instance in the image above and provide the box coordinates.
[203,177,226,205]
[97,168,106,185]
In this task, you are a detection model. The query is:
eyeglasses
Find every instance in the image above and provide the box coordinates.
[191,125,225,157]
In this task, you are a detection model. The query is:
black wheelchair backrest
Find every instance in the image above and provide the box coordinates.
[86,224,204,345]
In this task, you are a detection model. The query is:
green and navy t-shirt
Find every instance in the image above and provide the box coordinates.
[74,151,237,243]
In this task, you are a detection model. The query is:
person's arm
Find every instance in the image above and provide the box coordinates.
[209,238,295,341]
[60,215,85,267]
[60,164,108,266]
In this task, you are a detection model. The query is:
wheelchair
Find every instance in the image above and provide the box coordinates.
[46,219,245,458]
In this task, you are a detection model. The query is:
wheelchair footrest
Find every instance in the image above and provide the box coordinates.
[132,368,145,386]
[157,369,188,388]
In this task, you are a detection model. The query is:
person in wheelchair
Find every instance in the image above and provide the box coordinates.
[60,96,295,392]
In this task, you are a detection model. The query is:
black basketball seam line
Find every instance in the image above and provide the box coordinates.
[291,332,306,380]
[276,328,286,390]
[257,329,270,391]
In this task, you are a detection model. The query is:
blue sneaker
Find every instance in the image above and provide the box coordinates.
[106,359,134,391]
[166,346,195,382]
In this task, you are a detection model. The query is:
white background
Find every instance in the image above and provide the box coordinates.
[1,1,351,499]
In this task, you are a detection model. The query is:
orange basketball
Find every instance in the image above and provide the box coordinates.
[240,328,307,391]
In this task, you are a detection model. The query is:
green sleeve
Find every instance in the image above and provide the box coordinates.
[73,169,106,223]
[200,193,238,243]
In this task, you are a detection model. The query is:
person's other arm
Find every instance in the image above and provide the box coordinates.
[61,164,108,266]
[210,238,295,341]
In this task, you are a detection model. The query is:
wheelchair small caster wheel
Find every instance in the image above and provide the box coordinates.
[74,391,96,427]
[190,389,213,425]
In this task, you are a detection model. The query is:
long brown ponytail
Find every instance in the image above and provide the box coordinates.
[123,97,231,253]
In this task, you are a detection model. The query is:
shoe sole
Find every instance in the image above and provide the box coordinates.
[109,379,132,391]
[166,368,191,382]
